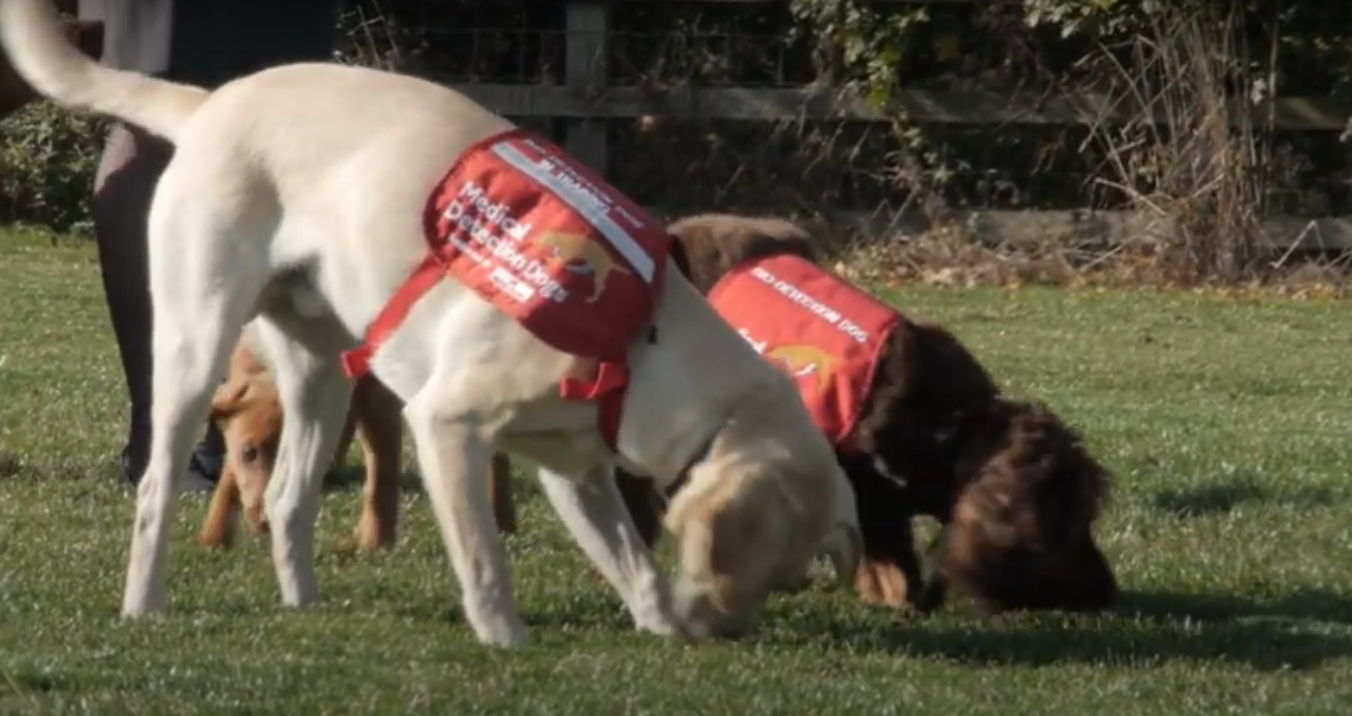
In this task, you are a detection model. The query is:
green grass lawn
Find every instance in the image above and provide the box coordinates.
[3,227,1352,715]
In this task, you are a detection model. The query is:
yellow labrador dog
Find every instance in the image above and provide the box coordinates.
[1,0,861,647]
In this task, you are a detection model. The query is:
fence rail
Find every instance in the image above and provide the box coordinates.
[448,83,1349,130]
[444,0,1352,249]
[780,208,1352,251]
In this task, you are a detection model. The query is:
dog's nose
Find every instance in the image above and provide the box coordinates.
[672,576,758,641]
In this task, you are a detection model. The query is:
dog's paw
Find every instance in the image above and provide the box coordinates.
[470,613,531,649]
[355,527,397,553]
[120,593,168,619]
[463,589,530,648]
[633,611,690,640]
[355,513,398,552]
[276,568,321,608]
[199,528,236,549]
[854,560,922,614]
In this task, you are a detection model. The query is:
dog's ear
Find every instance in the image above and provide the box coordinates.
[210,380,251,422]
[997,402,1110,546]
[229,343,271,376]
[706,488,768,574]
[667,469,779,616]
[952,478,1022,550]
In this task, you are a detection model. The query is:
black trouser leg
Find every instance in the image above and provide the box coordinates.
[93,123,225,485]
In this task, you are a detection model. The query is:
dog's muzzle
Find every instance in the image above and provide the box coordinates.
[671,575,758,641]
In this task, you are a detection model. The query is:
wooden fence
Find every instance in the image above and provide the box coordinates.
[441,0,1352,250]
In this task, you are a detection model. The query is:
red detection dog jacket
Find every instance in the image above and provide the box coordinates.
[342,129,673,450]
[708,254,899,451]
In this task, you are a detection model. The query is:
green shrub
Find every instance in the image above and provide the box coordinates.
[0,100,106,233]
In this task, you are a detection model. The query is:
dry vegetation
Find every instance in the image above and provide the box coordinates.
[327,0,1351,293]
[834,3,1352,298]
[1,0,1348,292]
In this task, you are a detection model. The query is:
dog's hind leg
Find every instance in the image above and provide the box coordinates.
[404,382,527,648]
[351,376,403,551]
[254,317,354,608]
[119,144,288,617]
[121,265,256,617]
[536,465,684,638]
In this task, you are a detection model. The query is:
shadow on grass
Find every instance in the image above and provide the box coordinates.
[864,617,1348,671]
[385,585,641,635]
[0,453,114,482]
[1152,472,1335,518]
[320,465,425,496]
[790,585,1352,670]
[1121,587,1352,626]
[320,463,544,501]
[0,451,20,478]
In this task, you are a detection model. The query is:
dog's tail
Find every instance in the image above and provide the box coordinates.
[0,0,208,142]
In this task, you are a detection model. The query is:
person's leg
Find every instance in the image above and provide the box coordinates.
[84,0,337,490]
[92,122,225,490]
[91,122,154,487]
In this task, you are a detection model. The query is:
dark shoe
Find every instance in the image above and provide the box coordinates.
[120,428,223,496]
[184,423,225,494]
[120,407,151,487]
[183,448,221,495]
[119,444,144,489]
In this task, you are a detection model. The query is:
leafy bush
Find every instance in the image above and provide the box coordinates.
[0,100,106,233]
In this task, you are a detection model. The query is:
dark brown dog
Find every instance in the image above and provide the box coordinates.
[615,213,1117,615]
[0,18,102,120]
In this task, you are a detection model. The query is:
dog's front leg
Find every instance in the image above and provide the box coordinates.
[200,468,243,548]
[123,302,244,617]
[536,466,684,639]
[404,395,527,648]
[914,525,950,613]
[852,516,926,613]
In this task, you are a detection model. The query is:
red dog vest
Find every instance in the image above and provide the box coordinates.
[708,254,899,451]
[342,129,672,450]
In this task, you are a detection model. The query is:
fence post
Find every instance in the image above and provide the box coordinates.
[564,1,610,175]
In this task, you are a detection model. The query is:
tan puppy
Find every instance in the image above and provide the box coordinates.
[201,328,518,550]
[1,0,861,648]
